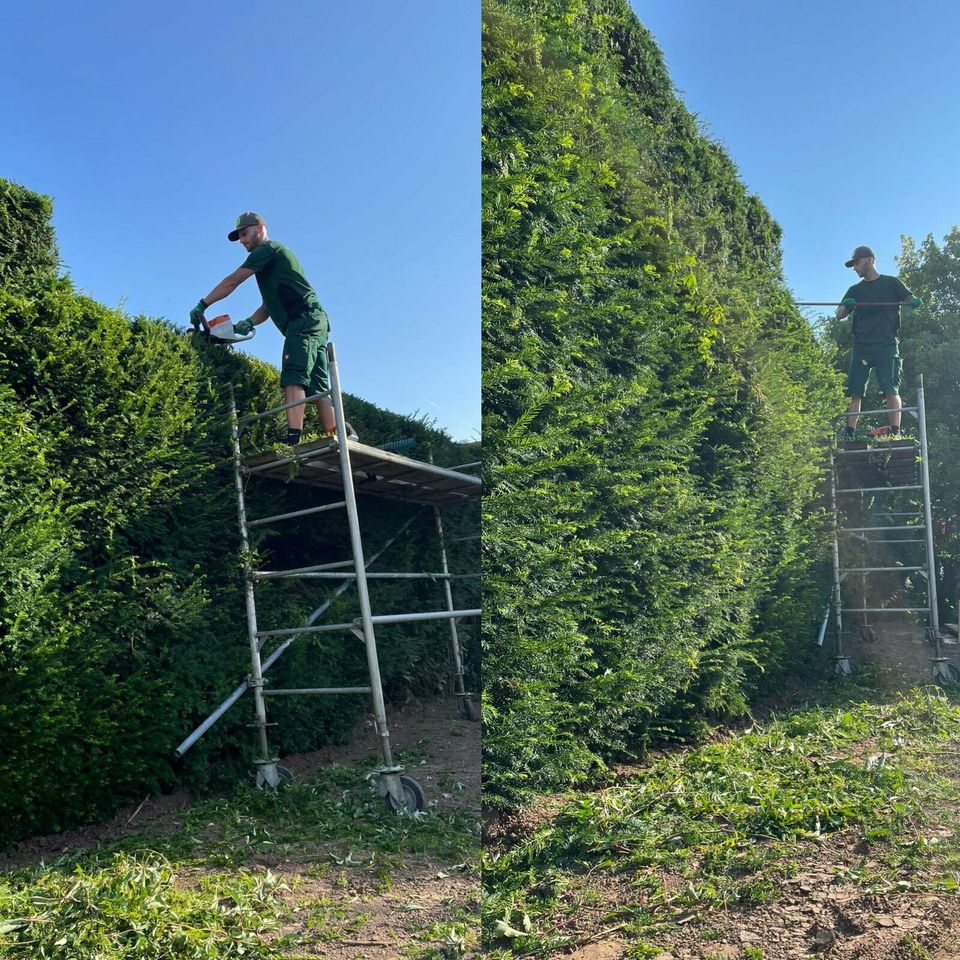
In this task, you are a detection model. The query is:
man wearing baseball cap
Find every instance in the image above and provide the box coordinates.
[189,213,347,446]
[835,246,921,440]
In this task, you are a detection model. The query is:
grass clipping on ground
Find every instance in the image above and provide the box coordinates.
[0,761,480,959]
[483,687,960,958]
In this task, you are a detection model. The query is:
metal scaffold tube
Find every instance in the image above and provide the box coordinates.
[434,499,474,719]
[828,451,849,673]
[327,343,403,803]
[228,385,279,787]
[917,377,943,660]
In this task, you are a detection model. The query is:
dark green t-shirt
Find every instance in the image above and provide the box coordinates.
[241,240,327,336]
[842,274,912,345]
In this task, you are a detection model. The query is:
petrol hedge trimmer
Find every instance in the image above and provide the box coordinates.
[192,313,256,344]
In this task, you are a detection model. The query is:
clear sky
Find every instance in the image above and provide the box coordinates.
[633,1,960,320]
[1,2,478,441]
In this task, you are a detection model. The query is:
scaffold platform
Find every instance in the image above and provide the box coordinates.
[243,439,481,506]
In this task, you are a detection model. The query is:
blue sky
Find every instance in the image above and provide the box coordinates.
[634,1,960,321]
[1,2,478,441]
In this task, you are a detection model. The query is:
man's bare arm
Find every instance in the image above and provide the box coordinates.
[203,267,255,307]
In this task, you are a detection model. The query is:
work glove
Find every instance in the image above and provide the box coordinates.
[234,318,254,336]
[841,297,857,309]
[908,296,922,309]
[189,299,208,331]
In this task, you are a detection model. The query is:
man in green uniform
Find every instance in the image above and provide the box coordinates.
[836,245,921,439]
[189,212,346,445]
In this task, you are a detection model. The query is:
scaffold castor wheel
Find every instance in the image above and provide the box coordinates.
[384,775,426,813]
[459,696,479,722]
[931,659,960,685]
[255,762,295,789]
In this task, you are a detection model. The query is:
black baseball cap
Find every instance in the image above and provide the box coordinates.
[228,212,265,241]
[845,245,875,268]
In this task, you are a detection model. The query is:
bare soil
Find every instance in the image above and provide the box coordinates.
[843,616,960,686]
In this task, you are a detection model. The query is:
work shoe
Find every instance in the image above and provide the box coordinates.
[321,422,359,442]
[868,425,897,438]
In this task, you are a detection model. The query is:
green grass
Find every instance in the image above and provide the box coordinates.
[483,687,960,956]
[0,760,480,958]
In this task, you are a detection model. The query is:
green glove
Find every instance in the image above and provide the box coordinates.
[189,299,207,330]
[841,297,857,309]
[234,318,254,336]
[909,296,922,309]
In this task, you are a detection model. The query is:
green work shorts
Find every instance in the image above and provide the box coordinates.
[845,342,902,397]
[280,331,330,396]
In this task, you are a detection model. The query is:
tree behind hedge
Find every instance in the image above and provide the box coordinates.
[482,0,842,807]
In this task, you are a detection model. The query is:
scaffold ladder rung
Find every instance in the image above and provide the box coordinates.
[840,525,923,533]
[839,566,926,573]
[262,686,372,696]
[259,571,455,581]
[841,607,931,613]
[254,561,355,580]
[248,501,347,527]
[834,405,919,417]
[238,391,332,425]
[837,485,923,493]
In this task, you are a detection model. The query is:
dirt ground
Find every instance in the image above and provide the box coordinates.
[489,624,960,960]
[0,699,481,958]
[265,699,482,958]
[842,616,960,685]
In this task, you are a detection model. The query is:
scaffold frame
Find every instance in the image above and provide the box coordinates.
[828,376,952,681]
[175,342,481,811]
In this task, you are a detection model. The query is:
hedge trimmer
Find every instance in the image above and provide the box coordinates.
[195,313,256,344]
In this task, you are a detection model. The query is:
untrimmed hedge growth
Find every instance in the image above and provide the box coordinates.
[0,177,479,845]
[482,0,843,806]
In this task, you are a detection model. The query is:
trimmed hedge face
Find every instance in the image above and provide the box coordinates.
[0,181,479,845]
[482,0,843,806]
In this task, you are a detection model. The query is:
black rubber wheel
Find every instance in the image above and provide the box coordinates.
[256,764,295,789]
[939,662,960,685]
[384,775,426,813]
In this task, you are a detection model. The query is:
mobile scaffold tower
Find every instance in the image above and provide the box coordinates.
[174,343,481,811]
[828,375,954,682]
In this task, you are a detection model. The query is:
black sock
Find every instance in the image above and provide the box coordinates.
[286,428,302,445]
[845,425,856,438]
[891,425,900,434]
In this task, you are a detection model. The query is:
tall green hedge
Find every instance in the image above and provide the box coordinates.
[0,178,479,845]
[482,0,842,806]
